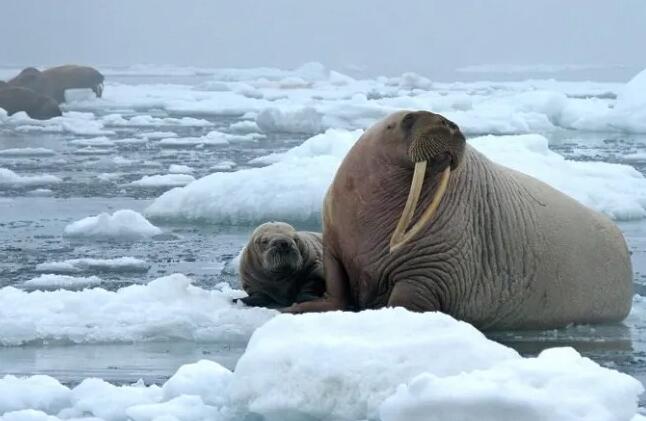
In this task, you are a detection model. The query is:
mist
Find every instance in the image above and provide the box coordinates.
[1,0,645,80]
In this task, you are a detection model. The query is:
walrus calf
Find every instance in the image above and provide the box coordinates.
[0,86,62,120]
[286,110,633,330]
[8,65,104,104]
[239,222,325,308]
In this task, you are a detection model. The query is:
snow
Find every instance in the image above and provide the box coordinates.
[0,309,640,421]
[231,309,518,420]
[0,375,71,414]
[63,210,162,240]
[0,274,274,346]
[69,137,115,147]
[23,275,103,288]
[145,129,360,224]
[147,128,646,225]
[129,174,196,188]
[168,164,194,174]
[256,107,324,134]
[35,257,149,274]
[379,347,642,421]
[0,168,61,187]
[0,148,56,157]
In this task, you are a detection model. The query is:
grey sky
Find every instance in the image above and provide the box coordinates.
[1,0,645,80]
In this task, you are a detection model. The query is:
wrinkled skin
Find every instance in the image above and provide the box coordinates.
[8,65,104,103]
[238,222,325,308]
[0,86,62,120]
[286,110,633,330]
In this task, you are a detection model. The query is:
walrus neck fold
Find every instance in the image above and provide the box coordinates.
[389,164,450,253]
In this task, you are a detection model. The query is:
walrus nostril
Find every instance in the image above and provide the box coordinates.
[273,239,290,250]
[401,112,417,132]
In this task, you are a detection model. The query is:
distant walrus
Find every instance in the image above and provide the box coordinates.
[238,222,325,308]
[0,86,62,120]
[285,110,632,330]
[8,65,104,103]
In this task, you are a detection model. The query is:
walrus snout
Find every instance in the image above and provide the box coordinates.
[390,111,466,253]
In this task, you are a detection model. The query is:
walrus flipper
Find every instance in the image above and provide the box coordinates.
[237,292,282,309]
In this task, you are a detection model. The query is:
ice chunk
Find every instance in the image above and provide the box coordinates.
[69,137,115,147]
[162,360,233,406]
[24,275,103,288]
[0,274,274,346]
[0,168,61,186]
[256,107,323,134]
[231,309,519,420]
[0,148,56,157]
[168,164,194,174]
[379,347,642,421]
[129,174,196,188]
[146,129,360,224]
[0,375,71,414]
[35,257,149,274]
[63,209,162,240]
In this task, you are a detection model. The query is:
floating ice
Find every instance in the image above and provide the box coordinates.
[379,347,642,421]
[23,275,103,288]
[129,174,196,188]
[146,129,360,224]
[69,137,115,147]
[35,257,149,274]
[102,114,212,128]
[63,209,162,240]
[169,164,195,174]
[0,274,274,346]
[147,129,646,225]
[256,107,324,134]
[0,308,640,421]
[0,148,56,157]
[0,168,61,187]
[228,120,260,133]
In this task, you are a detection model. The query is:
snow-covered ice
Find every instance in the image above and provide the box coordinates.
[168,164,194,174]
[63,210,162,240]
[23,275,103,289]
[129,174,196,188]
[0,148,56,157]
[0,309,641,421]
[0,274,274,346]
[146,129,360,224]
[0,169,62,187]
[35,257,149,274]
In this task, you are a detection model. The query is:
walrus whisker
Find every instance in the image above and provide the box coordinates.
[390,165,450,253]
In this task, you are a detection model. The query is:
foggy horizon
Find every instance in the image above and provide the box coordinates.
[2,0,645,81]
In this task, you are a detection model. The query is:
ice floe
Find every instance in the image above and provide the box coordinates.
[35,257,149,274]
[0,308,641,421]
[129,174,196,188]
[23,275,103,289]
[0,148,56,157]
[0,274,274,346]
[0,168,61,187]
[63,209,162,240]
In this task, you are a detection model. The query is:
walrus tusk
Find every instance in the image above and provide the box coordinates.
[389,165,450,253]
[94,83,104,98]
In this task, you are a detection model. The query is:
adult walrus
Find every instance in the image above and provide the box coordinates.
[8,65,104,103]
[286,110,633,330]
[238,222,325,308]
[0,86,62,120]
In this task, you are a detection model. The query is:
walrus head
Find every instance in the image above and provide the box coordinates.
[251,222,304,274]
[389,111,466,252]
